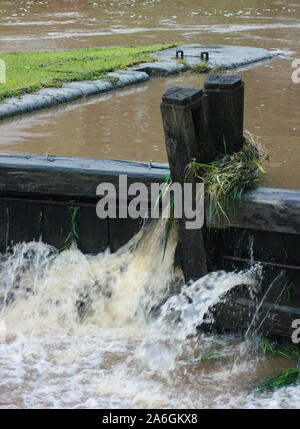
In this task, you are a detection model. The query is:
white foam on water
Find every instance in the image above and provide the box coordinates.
[135,265,261,374]
[0,218,299,408]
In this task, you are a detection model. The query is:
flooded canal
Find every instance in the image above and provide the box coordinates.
[0,0,300,409]
[0,0,299,189]
[0,62,299,189]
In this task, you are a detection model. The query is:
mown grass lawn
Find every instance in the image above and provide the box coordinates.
[0,44,176,101]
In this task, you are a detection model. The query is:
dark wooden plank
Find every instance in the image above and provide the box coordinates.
[211,227,288,265]
[191,93,215,162]
[251,229,286,263]
[161,79,245,282]
[161,87,208,281]
[161,87,200,184]
[0,201,7,252]
[205,187,300,235]
[281,233,300,266]
[0,155,300,236]
[204,74,244,154]
[0,155,169,198]
[7,201,41,246]
[109,217,141,253]
[211,297,300,339]
[76,205,109,254]
[41,203,72,250]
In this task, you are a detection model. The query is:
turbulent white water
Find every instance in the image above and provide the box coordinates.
[0,218,299,409]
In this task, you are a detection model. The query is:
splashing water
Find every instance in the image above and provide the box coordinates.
[0,218,179,335]
[136,265,261,374]
[0,216,260,351]
[0,217,298,408]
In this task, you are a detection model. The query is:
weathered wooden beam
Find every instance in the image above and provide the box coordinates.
[160,87,210,282]
[76,206,109,254]
[0,154,169,198]
[203,73,244,154]
[41,204,72,250]
[0,155,300,238]
[160,78,246,282]
[7,201,41,246]
[205,187,300,235]
[109,217,141,252]
[0,201,7,252]
[211,297,300,339]
[160,87,202,184]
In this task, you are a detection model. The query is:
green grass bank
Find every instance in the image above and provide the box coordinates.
[0,44,176,101]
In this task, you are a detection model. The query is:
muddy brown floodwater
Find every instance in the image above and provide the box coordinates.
[0,0,299,188]
[0,0,300,410]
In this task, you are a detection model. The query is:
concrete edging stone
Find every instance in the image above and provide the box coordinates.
[0,45,279,121]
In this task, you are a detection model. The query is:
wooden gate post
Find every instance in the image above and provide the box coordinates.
[160,87,210,282]
[160,75,245,282]
[203,74,244,154]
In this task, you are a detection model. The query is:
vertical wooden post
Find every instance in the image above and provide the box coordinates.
[161,75,245,282]
[0,201,7,253]
[160,87,200,184]
[203,74,244,154]
[160,87,209,282]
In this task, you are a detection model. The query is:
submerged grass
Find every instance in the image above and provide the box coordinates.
[260,338,300,361]
[250,339,300,394]
[0,44,176,101]
[253,368,300,394]
[192,353,232,363]
[186,132,266,226]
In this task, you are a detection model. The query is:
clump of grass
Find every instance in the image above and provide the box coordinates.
[151,171,178,260]
[260,338,300,360]
[249,338,300,394]
[154,172,175,261]
[280,281,295,304]
[253,368,300,394]
[158,133,266,256]
[189,62,210,73]
[103,75,120,86]
[186,132,266,226]
[60,203,80,251]
[192,353,232,363]
[175,59,210,73]
[162,197,174,261]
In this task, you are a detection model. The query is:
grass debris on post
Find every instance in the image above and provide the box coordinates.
[186,132,266,226]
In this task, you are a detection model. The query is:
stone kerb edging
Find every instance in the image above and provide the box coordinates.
[0,44,279,121]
